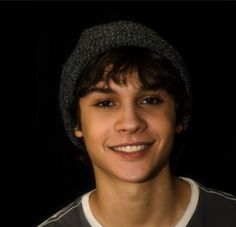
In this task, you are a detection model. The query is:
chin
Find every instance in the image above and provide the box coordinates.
[114,168,155,183]
[116,161,170,184]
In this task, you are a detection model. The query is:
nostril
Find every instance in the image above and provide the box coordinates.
[116,118,147,134]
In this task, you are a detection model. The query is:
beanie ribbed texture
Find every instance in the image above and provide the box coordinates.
[59,20,191,150]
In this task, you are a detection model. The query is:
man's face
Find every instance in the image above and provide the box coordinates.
[75,71,182,183]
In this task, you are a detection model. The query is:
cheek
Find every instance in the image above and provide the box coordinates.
[147,108,177,147]
[149,116,176,144]
[160,111,177,147]
[148,105,177,131]
[80,109,112,148]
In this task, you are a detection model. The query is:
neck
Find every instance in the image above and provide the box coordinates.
[90,166,190,227]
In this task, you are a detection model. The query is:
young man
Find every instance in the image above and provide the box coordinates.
[38,21,236,227]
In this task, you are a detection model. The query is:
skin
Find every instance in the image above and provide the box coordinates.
[75,71,191,227]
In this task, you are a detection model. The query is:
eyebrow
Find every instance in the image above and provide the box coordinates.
[86,86,163,95]
[87,87,115,94]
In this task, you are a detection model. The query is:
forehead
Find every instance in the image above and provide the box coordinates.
[97,70,142,89]
[76,58,177,99]
[85,74,171,99]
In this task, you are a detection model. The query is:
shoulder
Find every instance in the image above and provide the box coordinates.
[181,177,236,226]
[199,183,236,208]
[37,196,84,227]
[195,183,236,226]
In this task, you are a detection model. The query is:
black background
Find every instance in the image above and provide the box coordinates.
[31,1,236,226]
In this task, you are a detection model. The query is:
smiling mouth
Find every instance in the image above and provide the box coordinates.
[110,144,150,153]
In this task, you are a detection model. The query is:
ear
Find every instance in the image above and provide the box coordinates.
[74,125,83,138]
[175,123,184,134]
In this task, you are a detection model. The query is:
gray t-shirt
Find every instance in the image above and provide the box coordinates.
[37,178,236,227]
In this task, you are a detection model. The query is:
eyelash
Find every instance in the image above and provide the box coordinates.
[141,96,163,105]
[95,100,115,108]
[94,96,163,108]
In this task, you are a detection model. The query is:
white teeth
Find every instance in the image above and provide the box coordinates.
[113,145,148,153]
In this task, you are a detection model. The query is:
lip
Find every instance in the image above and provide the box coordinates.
[108,141,154,159]
[109,141,154,149]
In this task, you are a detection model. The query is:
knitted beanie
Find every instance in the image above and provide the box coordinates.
[59,20,191,150]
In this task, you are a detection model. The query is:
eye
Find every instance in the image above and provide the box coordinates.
[141,96,163,105]
[95,100,115,108]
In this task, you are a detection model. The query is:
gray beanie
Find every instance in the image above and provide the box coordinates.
[59,20,191,150]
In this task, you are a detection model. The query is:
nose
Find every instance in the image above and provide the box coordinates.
[114,104,147,134]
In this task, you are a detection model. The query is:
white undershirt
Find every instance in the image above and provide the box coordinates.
[81,177,199,227]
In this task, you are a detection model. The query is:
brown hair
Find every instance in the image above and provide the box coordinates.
[75,46,188,126]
